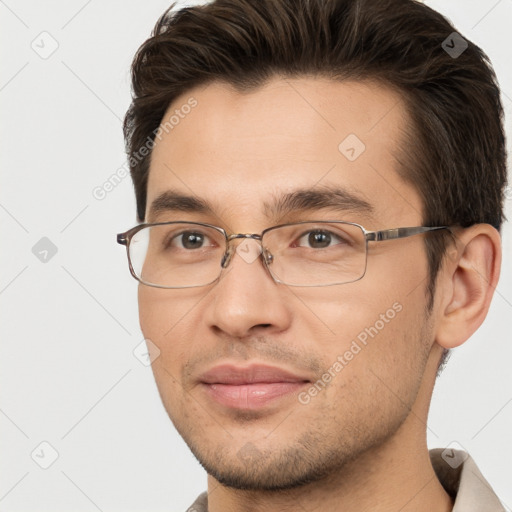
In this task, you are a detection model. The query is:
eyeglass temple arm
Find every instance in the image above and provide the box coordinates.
[365,226,448,242]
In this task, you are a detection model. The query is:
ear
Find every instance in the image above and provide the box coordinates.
[435,224,501,349]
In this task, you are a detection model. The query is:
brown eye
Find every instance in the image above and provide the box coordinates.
[297,230,345,249]
[180,232,205,249]
[169,231,213,250]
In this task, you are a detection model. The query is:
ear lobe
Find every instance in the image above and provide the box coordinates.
[436,225,501,349]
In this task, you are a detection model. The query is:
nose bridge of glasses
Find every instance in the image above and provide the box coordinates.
[226,233,262,242]
[221,233,271,269]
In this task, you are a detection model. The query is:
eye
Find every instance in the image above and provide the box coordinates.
[171,231,213,250]
[296,229,346,249]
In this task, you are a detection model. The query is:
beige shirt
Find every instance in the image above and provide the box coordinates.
[187,449,505,511]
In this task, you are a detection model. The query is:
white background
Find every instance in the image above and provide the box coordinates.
[1,1,511,510]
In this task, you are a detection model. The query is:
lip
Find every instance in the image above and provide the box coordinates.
[199,364,310,410]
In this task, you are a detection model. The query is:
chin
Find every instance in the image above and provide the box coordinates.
[187,437,349,491]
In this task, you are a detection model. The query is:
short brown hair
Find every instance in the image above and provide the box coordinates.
[124,0,507,367]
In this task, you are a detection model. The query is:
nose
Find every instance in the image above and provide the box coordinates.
[205,238,292,339]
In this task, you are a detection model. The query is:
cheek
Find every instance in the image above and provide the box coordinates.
[138,286,170,349]
[292,278,405,353]
[353,301,429,401]
[301,305,430,442]
[294,260,430,399]
[138,286,199,420]
[138,286,201,371]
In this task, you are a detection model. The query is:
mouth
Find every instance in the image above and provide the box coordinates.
[199,364,311,410]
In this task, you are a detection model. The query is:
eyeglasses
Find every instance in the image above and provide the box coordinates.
[117,221,449,288]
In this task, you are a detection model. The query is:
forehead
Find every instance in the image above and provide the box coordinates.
[147,77,423,228]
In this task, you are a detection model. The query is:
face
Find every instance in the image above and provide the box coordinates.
[139,78,437,490]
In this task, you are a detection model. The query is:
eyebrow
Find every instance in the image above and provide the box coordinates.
[264,186,374,220]
[147,187,373,223]
[148,191,213,221]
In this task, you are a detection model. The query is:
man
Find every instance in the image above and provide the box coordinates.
[117,0,507,509]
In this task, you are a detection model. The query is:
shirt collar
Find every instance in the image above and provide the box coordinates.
[429,448,505,511]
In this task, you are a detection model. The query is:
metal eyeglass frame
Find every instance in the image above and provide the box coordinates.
[117,221,450,288]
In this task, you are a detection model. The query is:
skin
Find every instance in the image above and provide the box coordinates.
[138,78,501,511]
